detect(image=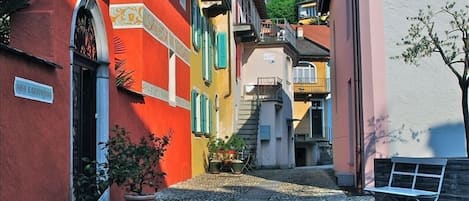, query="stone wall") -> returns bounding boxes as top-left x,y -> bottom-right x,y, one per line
374,158 -> 469,200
